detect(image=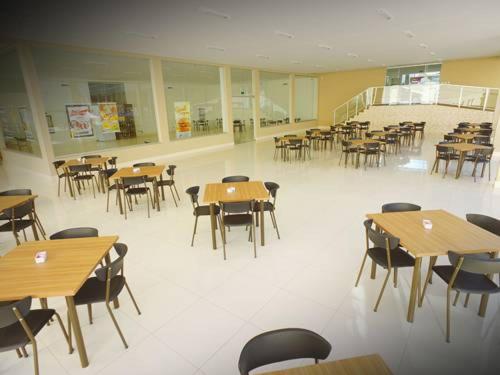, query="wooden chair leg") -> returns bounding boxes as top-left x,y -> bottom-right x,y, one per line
355,251 -> 369,287
374,270 -> 391,312
105,303 -> 128,349
191,216 -> 198,246
87,304 -> 93,324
